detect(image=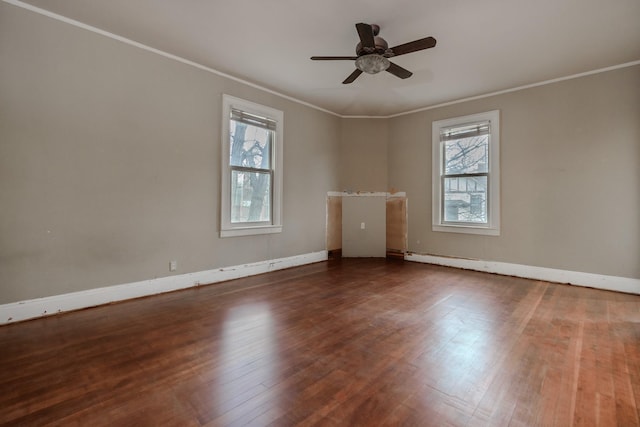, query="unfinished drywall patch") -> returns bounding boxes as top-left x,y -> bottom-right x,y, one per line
386,196 -> 408,256
326,195 -> 342,252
